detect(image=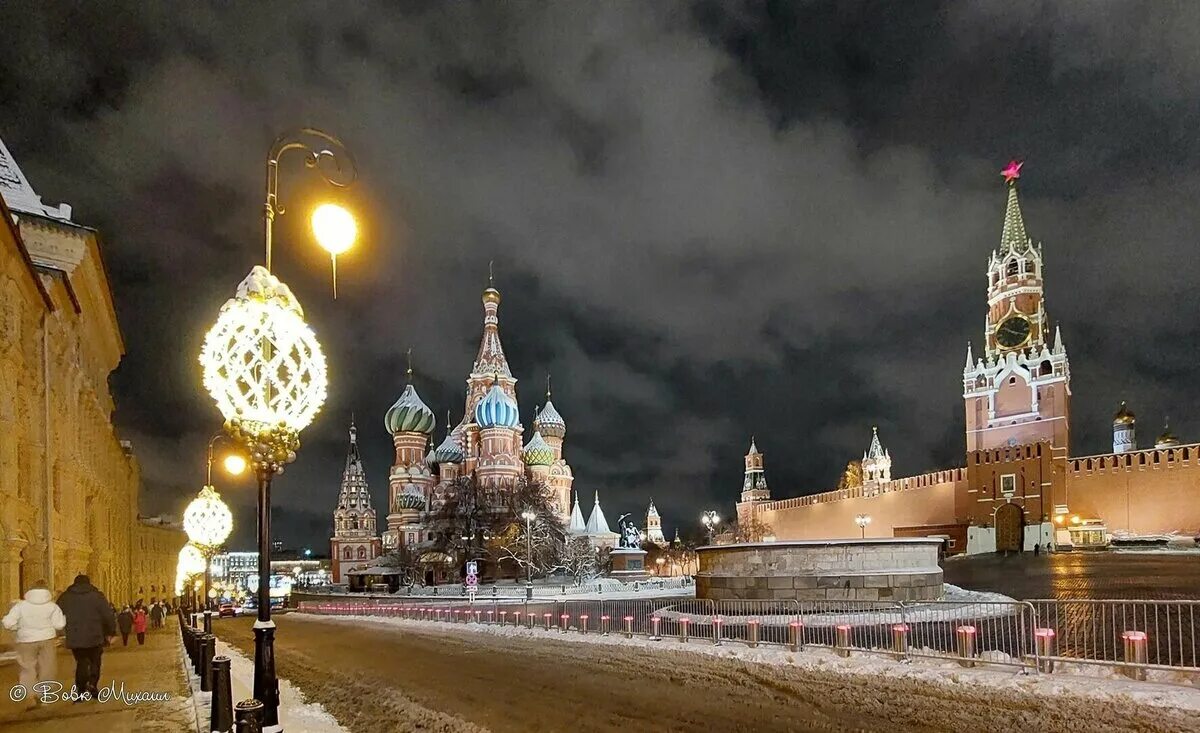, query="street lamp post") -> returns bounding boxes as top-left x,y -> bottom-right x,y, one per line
855,513 -> 872,539
199,128 -> 357,732
184,485 -> 233,634
520,510 -> 536,600
701,511 -> 721,543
